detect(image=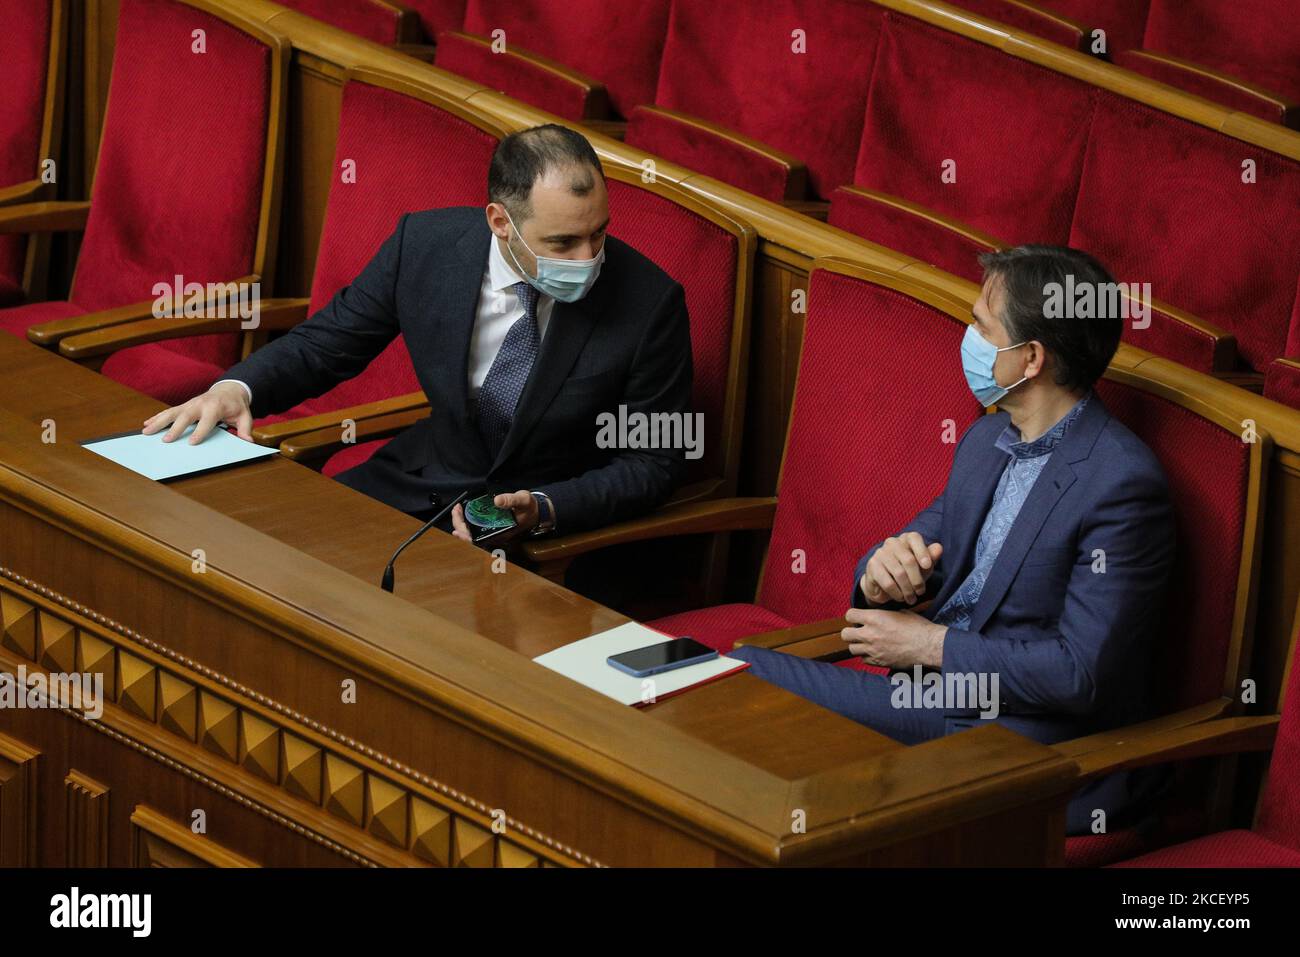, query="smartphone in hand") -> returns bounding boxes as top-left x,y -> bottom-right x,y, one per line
463,493 -> 519,544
